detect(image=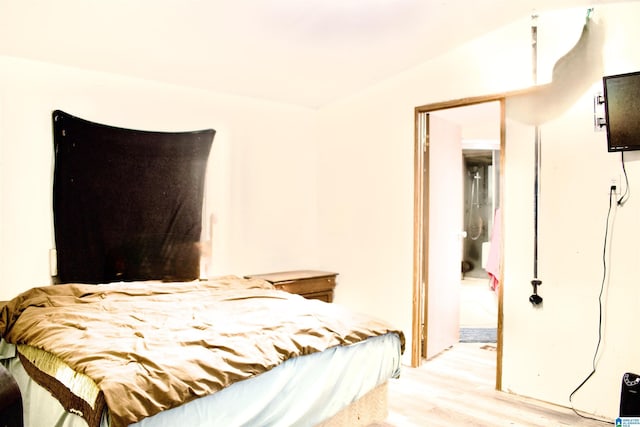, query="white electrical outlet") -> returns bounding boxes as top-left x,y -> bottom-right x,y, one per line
49,248 -> 57,277
610,176 -> 620,196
